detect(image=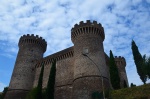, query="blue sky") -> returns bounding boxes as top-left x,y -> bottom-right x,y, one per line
0,0 -> 150,91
